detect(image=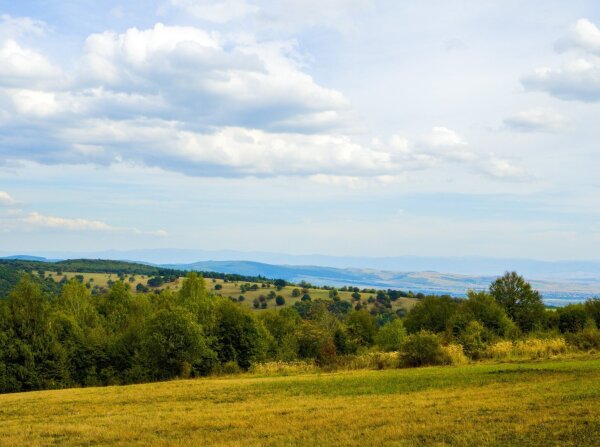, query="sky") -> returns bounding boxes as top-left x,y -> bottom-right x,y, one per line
1,0 -> 600,260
